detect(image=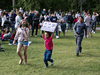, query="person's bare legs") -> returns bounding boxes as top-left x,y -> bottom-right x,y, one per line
63,32 -> 65,37
59,31 -> 60,37
87,31 -> 89,37
23,46 -> 27,64
89,27 -> 92,37
17,44 -> 23,60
